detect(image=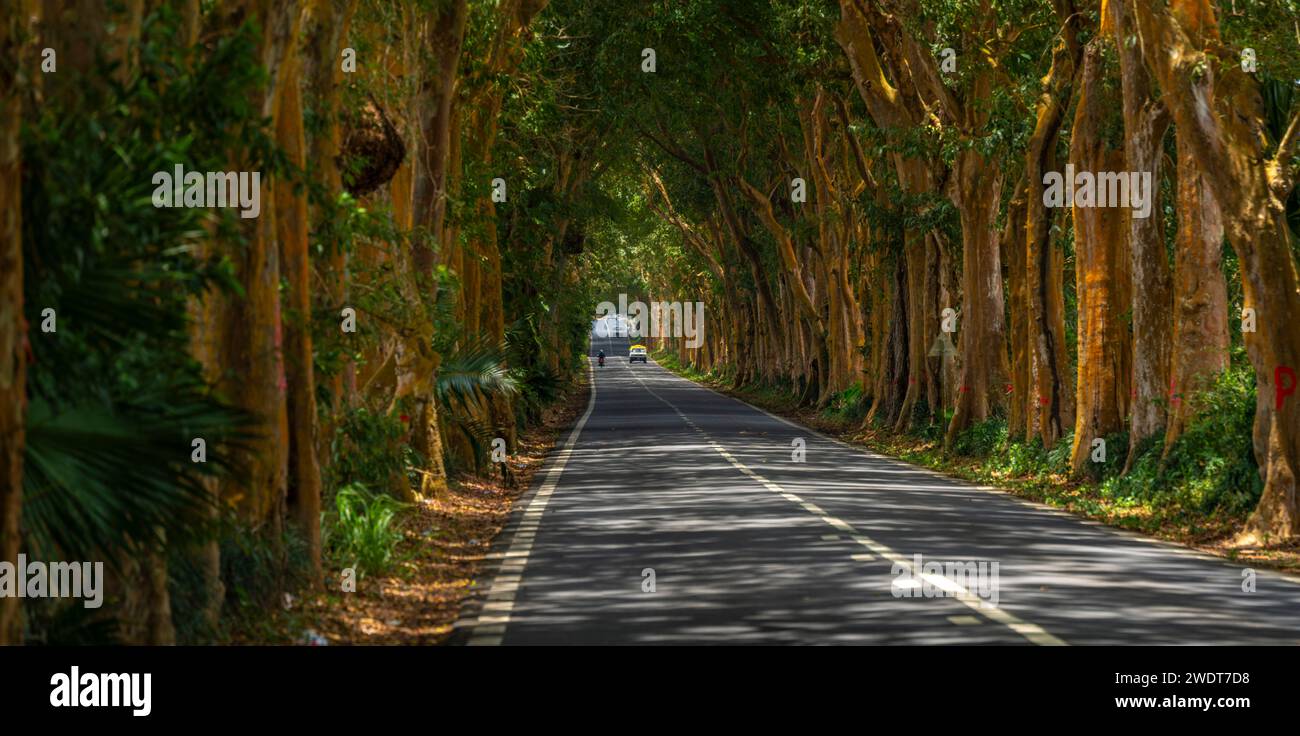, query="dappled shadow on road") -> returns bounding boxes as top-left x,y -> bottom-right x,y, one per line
489,351 -> 1300,644
499,352 -> 1026,644
636,366 -> 1300,645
